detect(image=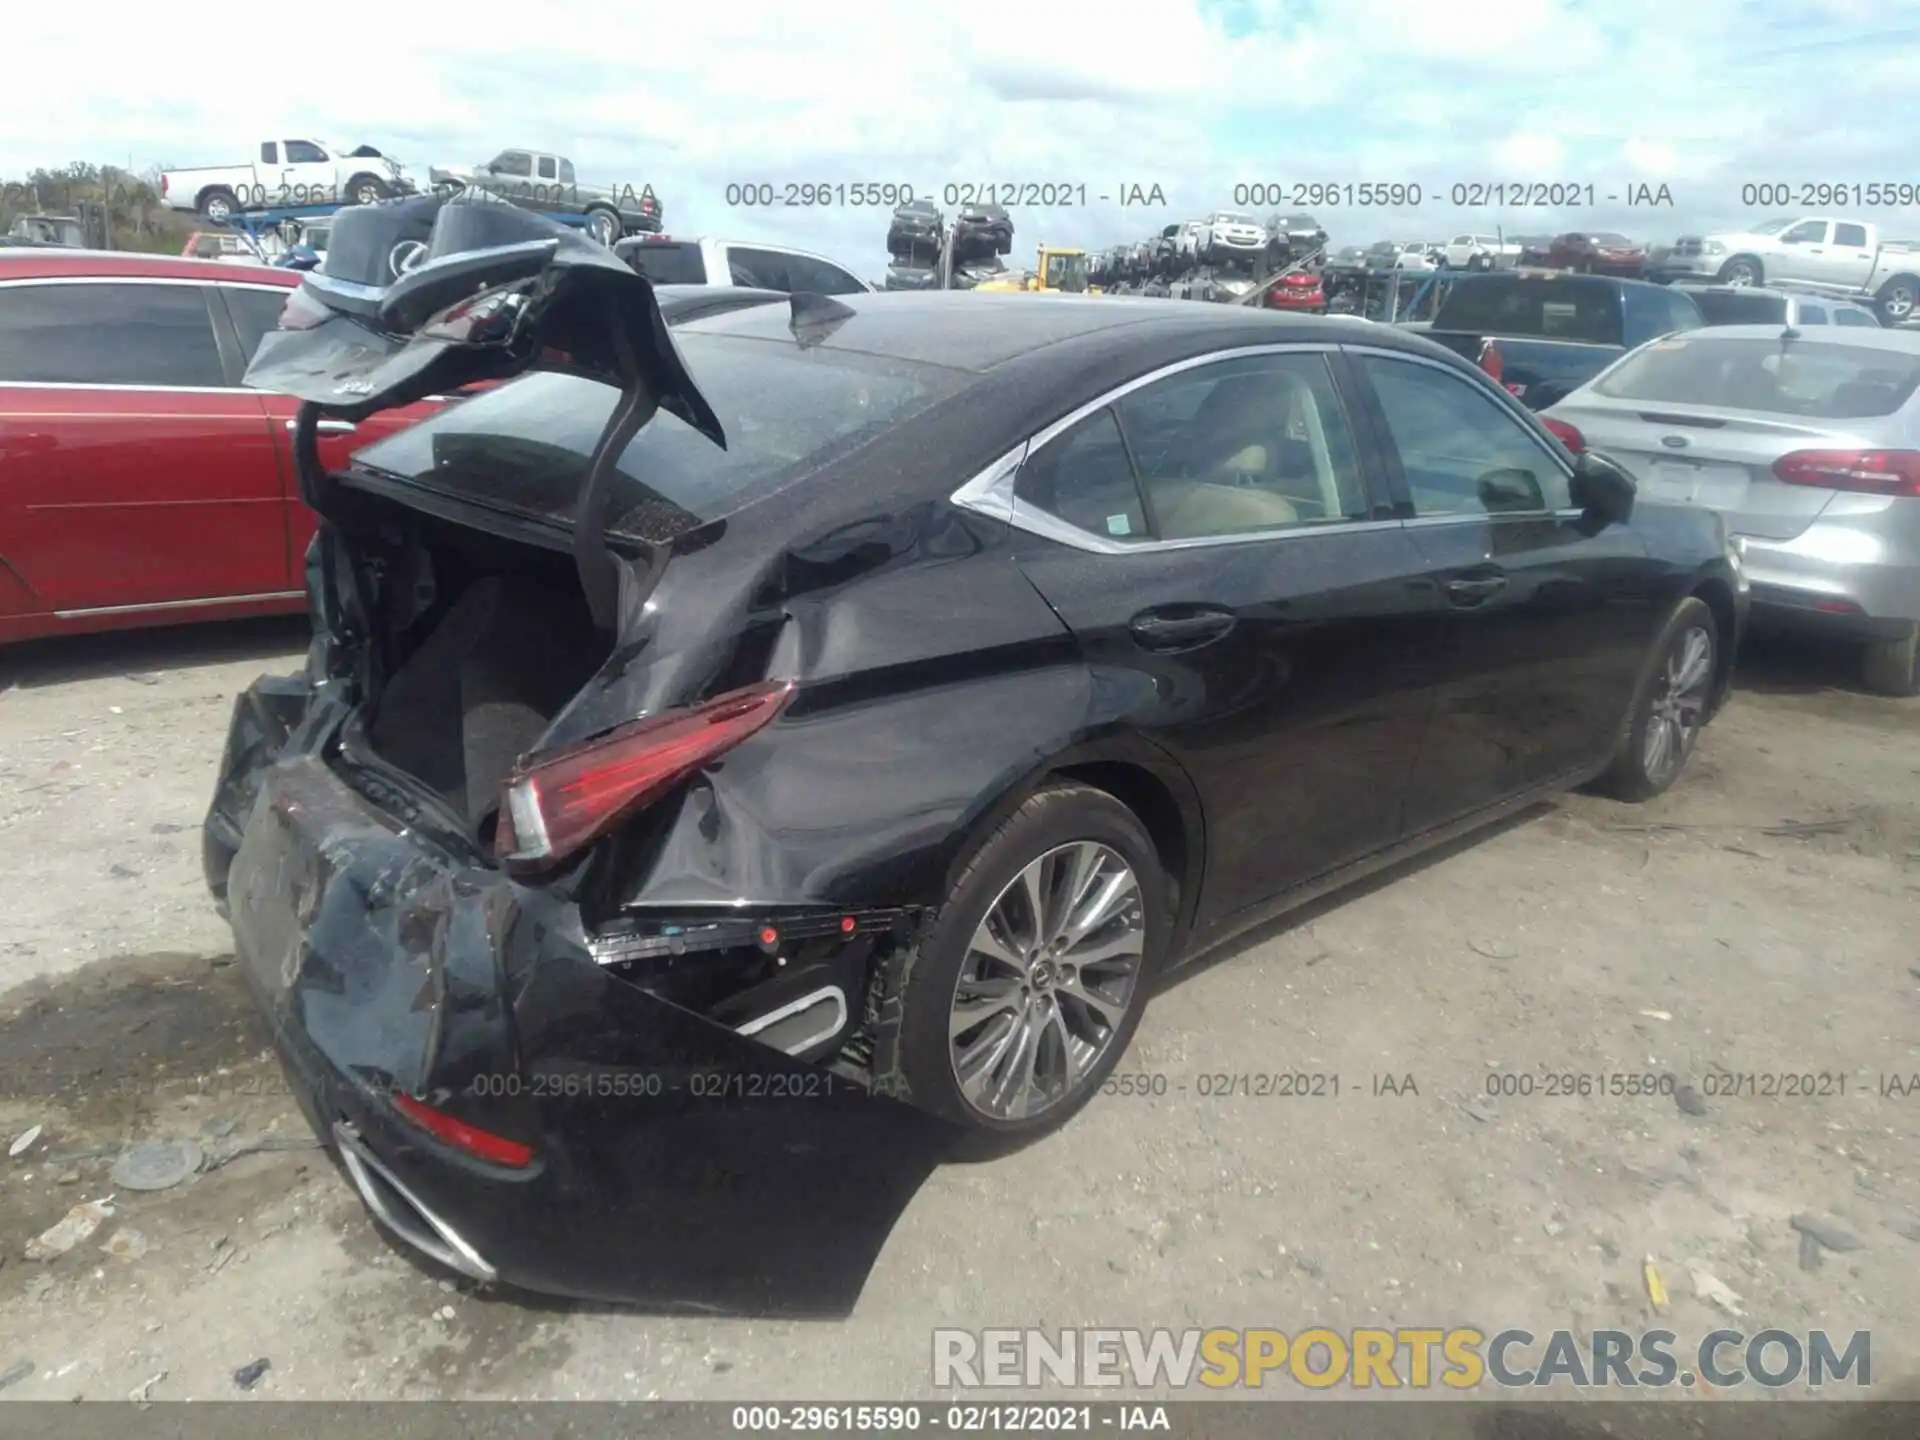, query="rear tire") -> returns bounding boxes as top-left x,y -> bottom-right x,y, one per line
1593,597 -> 1720,802
346,173 -> 389,207
198,188 -> 239,225
584,205 -> 621,246
1861,624 -> 1920,697
871,783 -> 1168,1148
1876,276 -> 1919,326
